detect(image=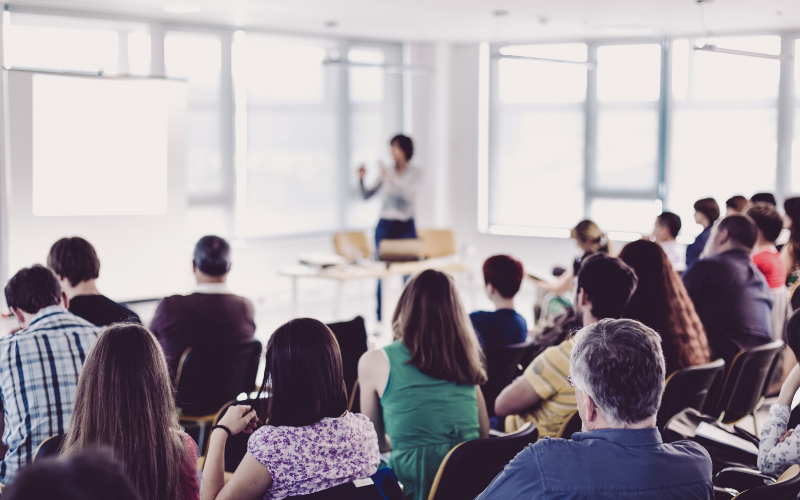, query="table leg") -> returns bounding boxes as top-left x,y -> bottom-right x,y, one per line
291,276 -> 298,319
